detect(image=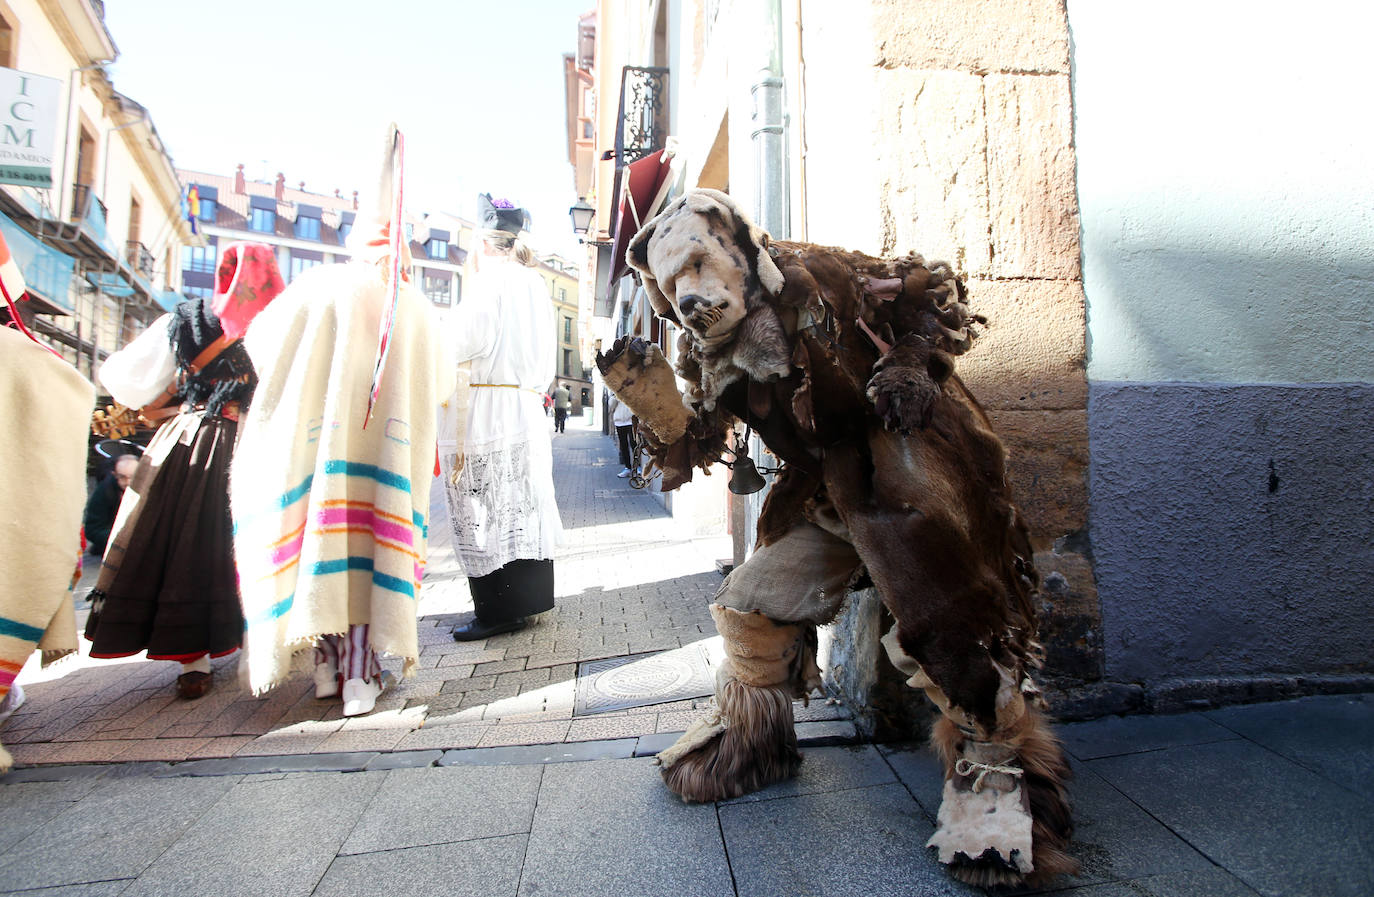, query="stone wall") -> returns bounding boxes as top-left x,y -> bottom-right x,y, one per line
869,0 -> 1102,712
